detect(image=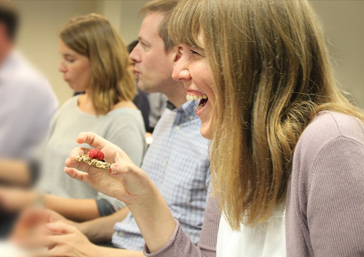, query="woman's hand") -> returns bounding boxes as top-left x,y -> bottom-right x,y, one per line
65,132 -> 177,253
64,132 -> 154,205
